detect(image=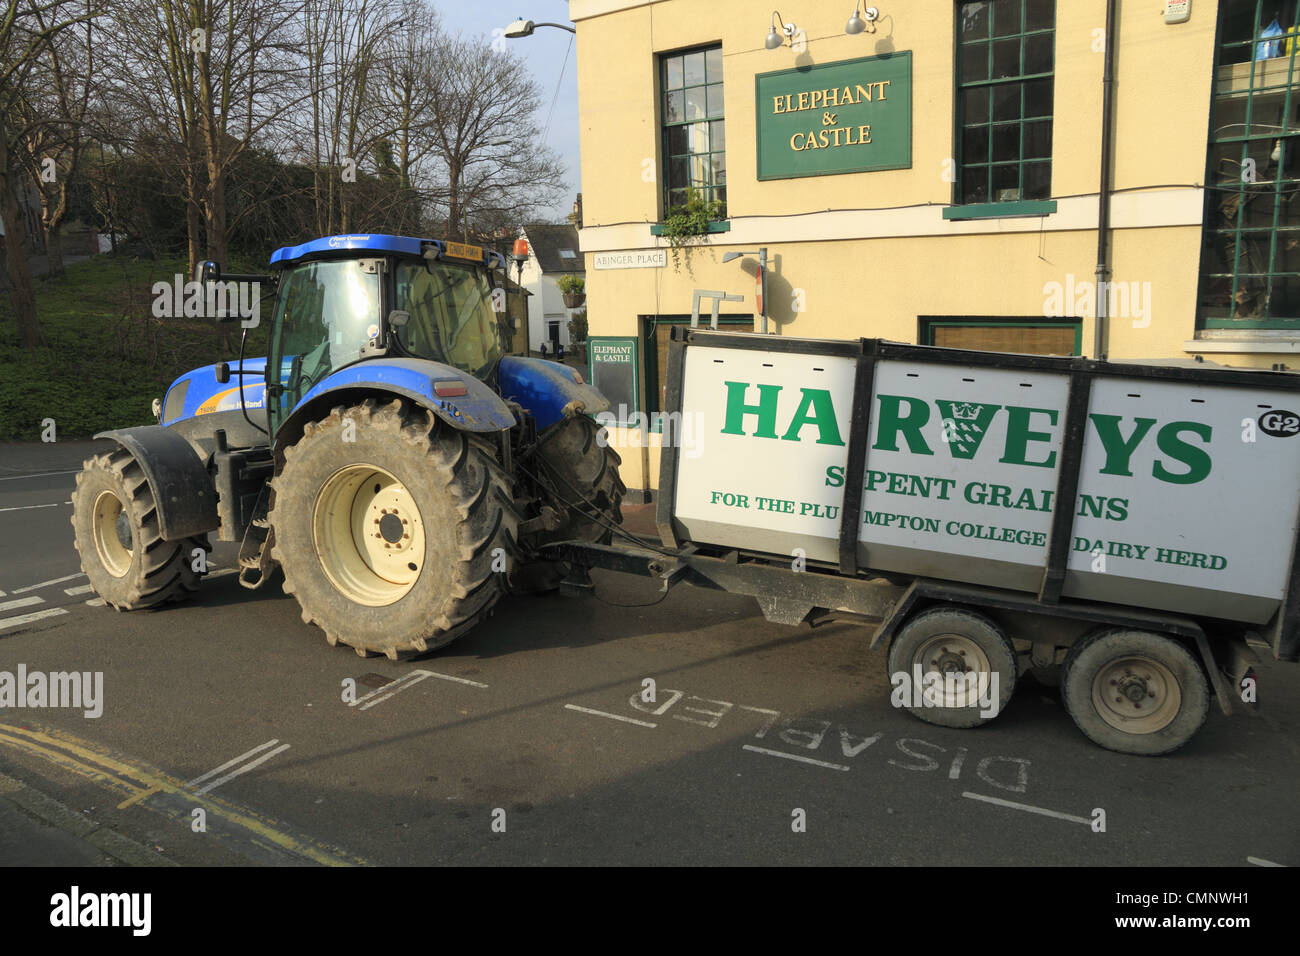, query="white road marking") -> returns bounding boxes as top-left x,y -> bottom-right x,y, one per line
743,744 -> 850,771
0,589 -> 5,597
187,738 -> 288,790
194,745 -> 291,796
0,503 -> 63,514
0,469 -> 81,482
1247,856 -> 1284,867
962,791 -> 1091,825
63,584 -> 94,596
351,669 -> 488,711
0,608 -> 69,630
84,598 -> 106,607
564,704 -> 657,728
11,573 -> 86,594
0,596 -> 44,613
